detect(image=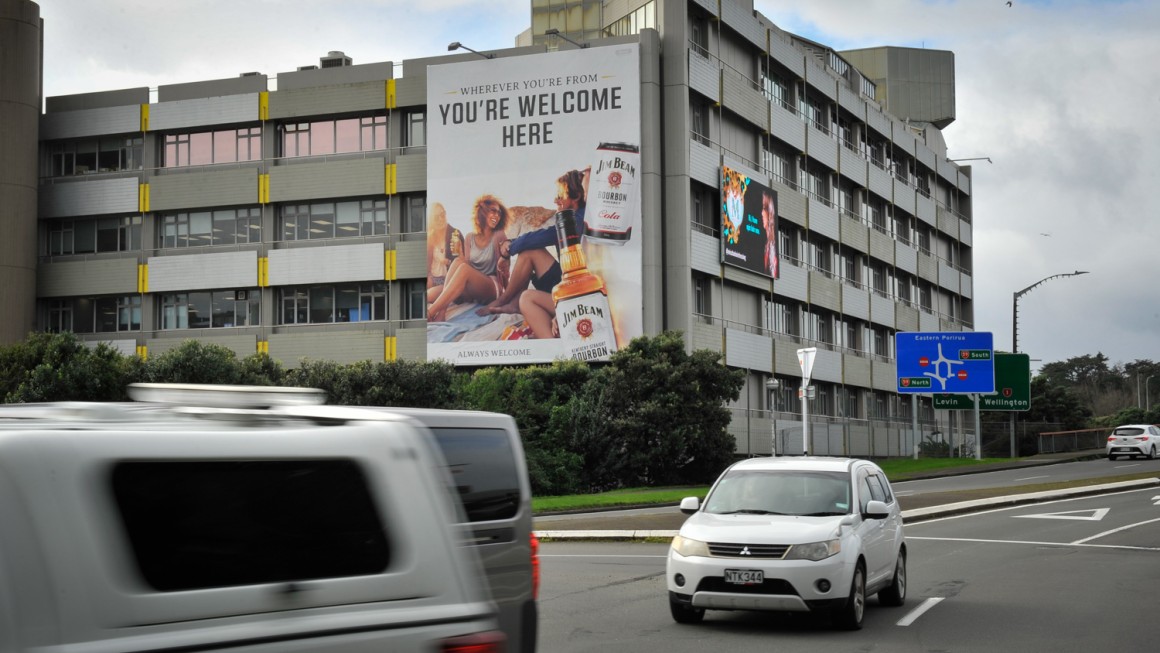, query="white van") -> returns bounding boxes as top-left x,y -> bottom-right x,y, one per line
380,408 -> 539,653
0,387 -> 505,653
